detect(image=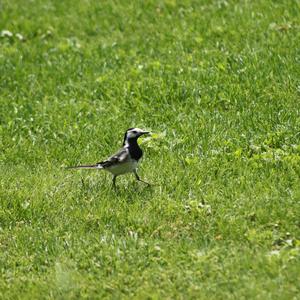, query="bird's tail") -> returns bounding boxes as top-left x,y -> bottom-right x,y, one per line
66,164 -> 102,170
